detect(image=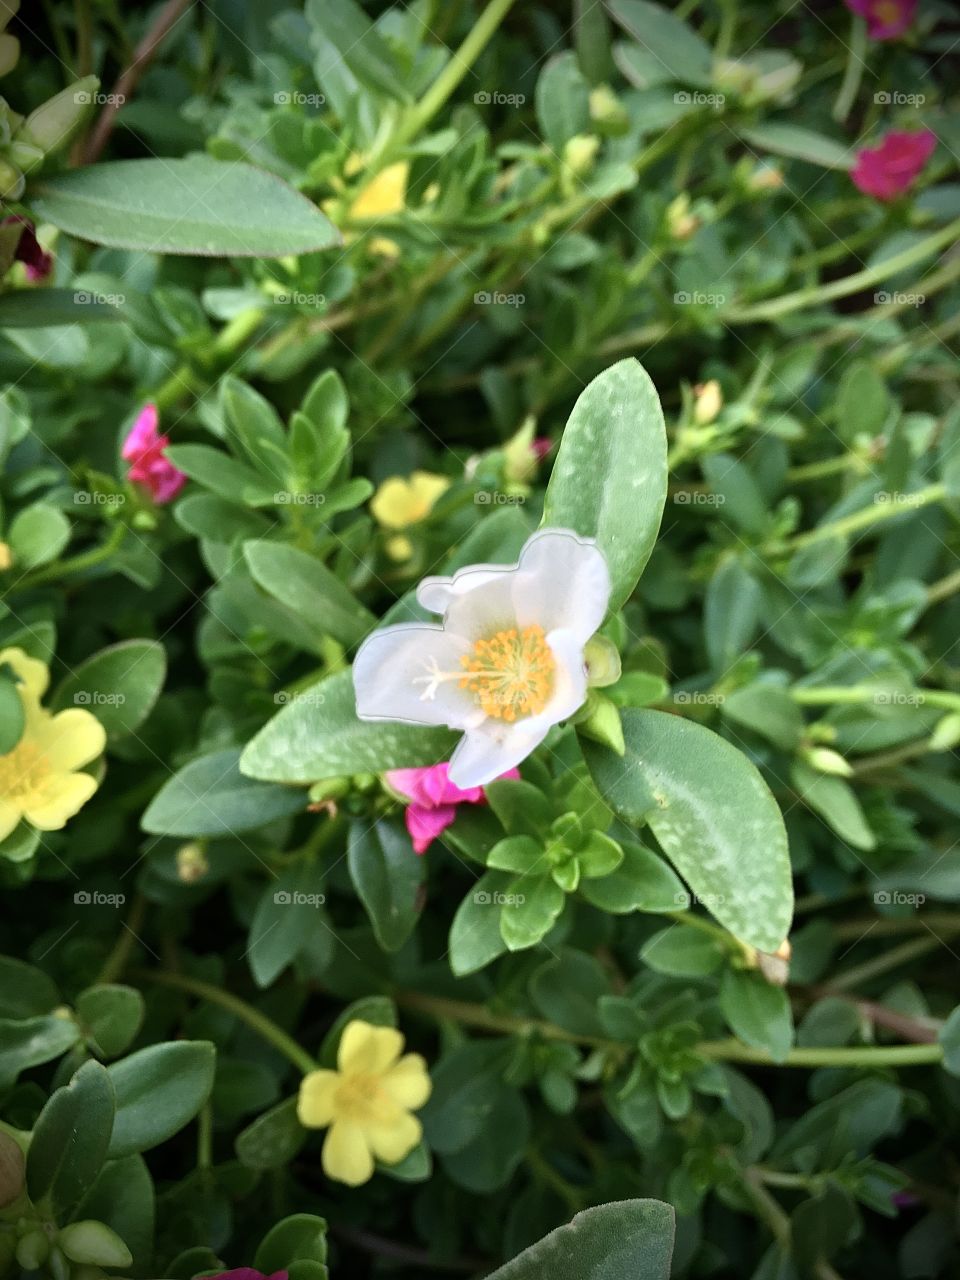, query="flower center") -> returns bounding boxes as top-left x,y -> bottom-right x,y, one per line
0,739 -> 51,800
334,1071 -> 385,1122
458,625 -> 555,722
